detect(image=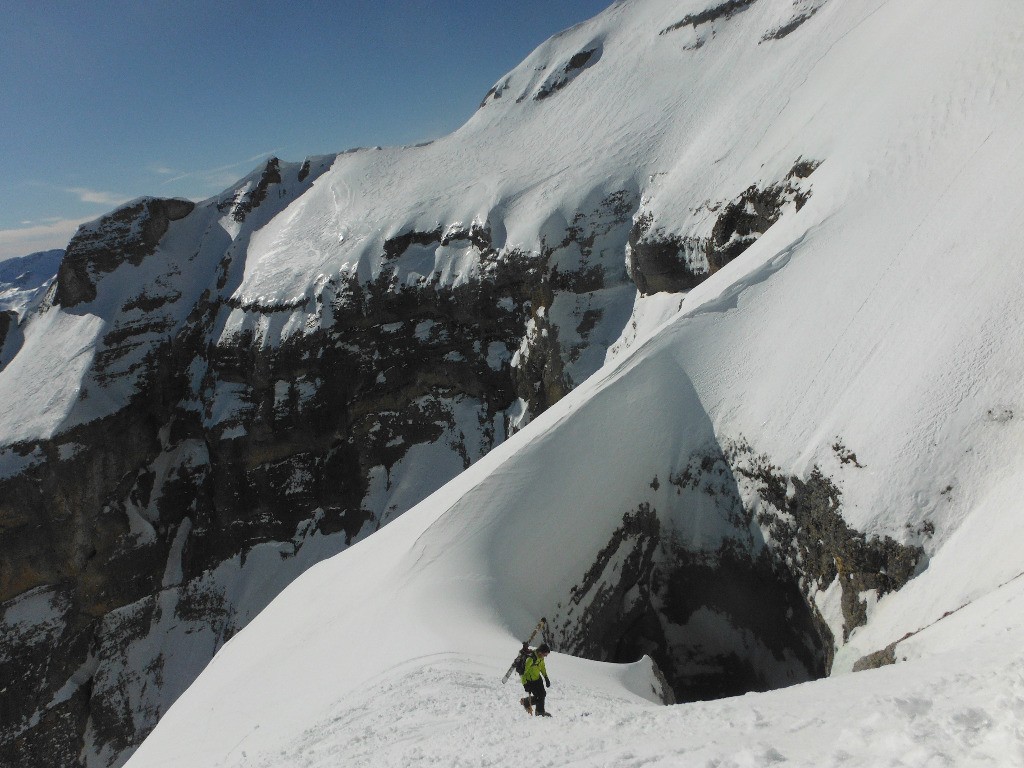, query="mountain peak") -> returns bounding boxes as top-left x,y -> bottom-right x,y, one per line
56,197 -> 195,307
